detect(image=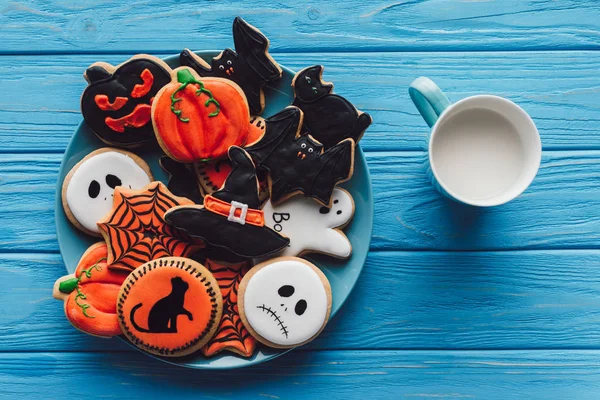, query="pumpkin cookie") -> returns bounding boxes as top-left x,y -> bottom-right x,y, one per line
202,258 -> 257,358
62,148 -> 153,236
97,181 -> 203,272
117,257 -> 222,357
53,242 -> 130,338
81,55 -> 172,147
151,67 -> 250,163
